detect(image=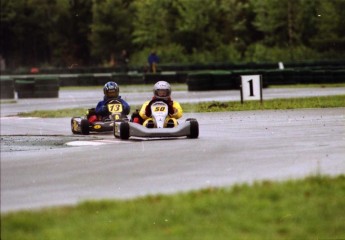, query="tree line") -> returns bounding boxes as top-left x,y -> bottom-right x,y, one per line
1,0 -> 344,69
